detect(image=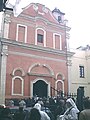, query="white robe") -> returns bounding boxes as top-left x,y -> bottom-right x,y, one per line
58,98 -> 79,120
